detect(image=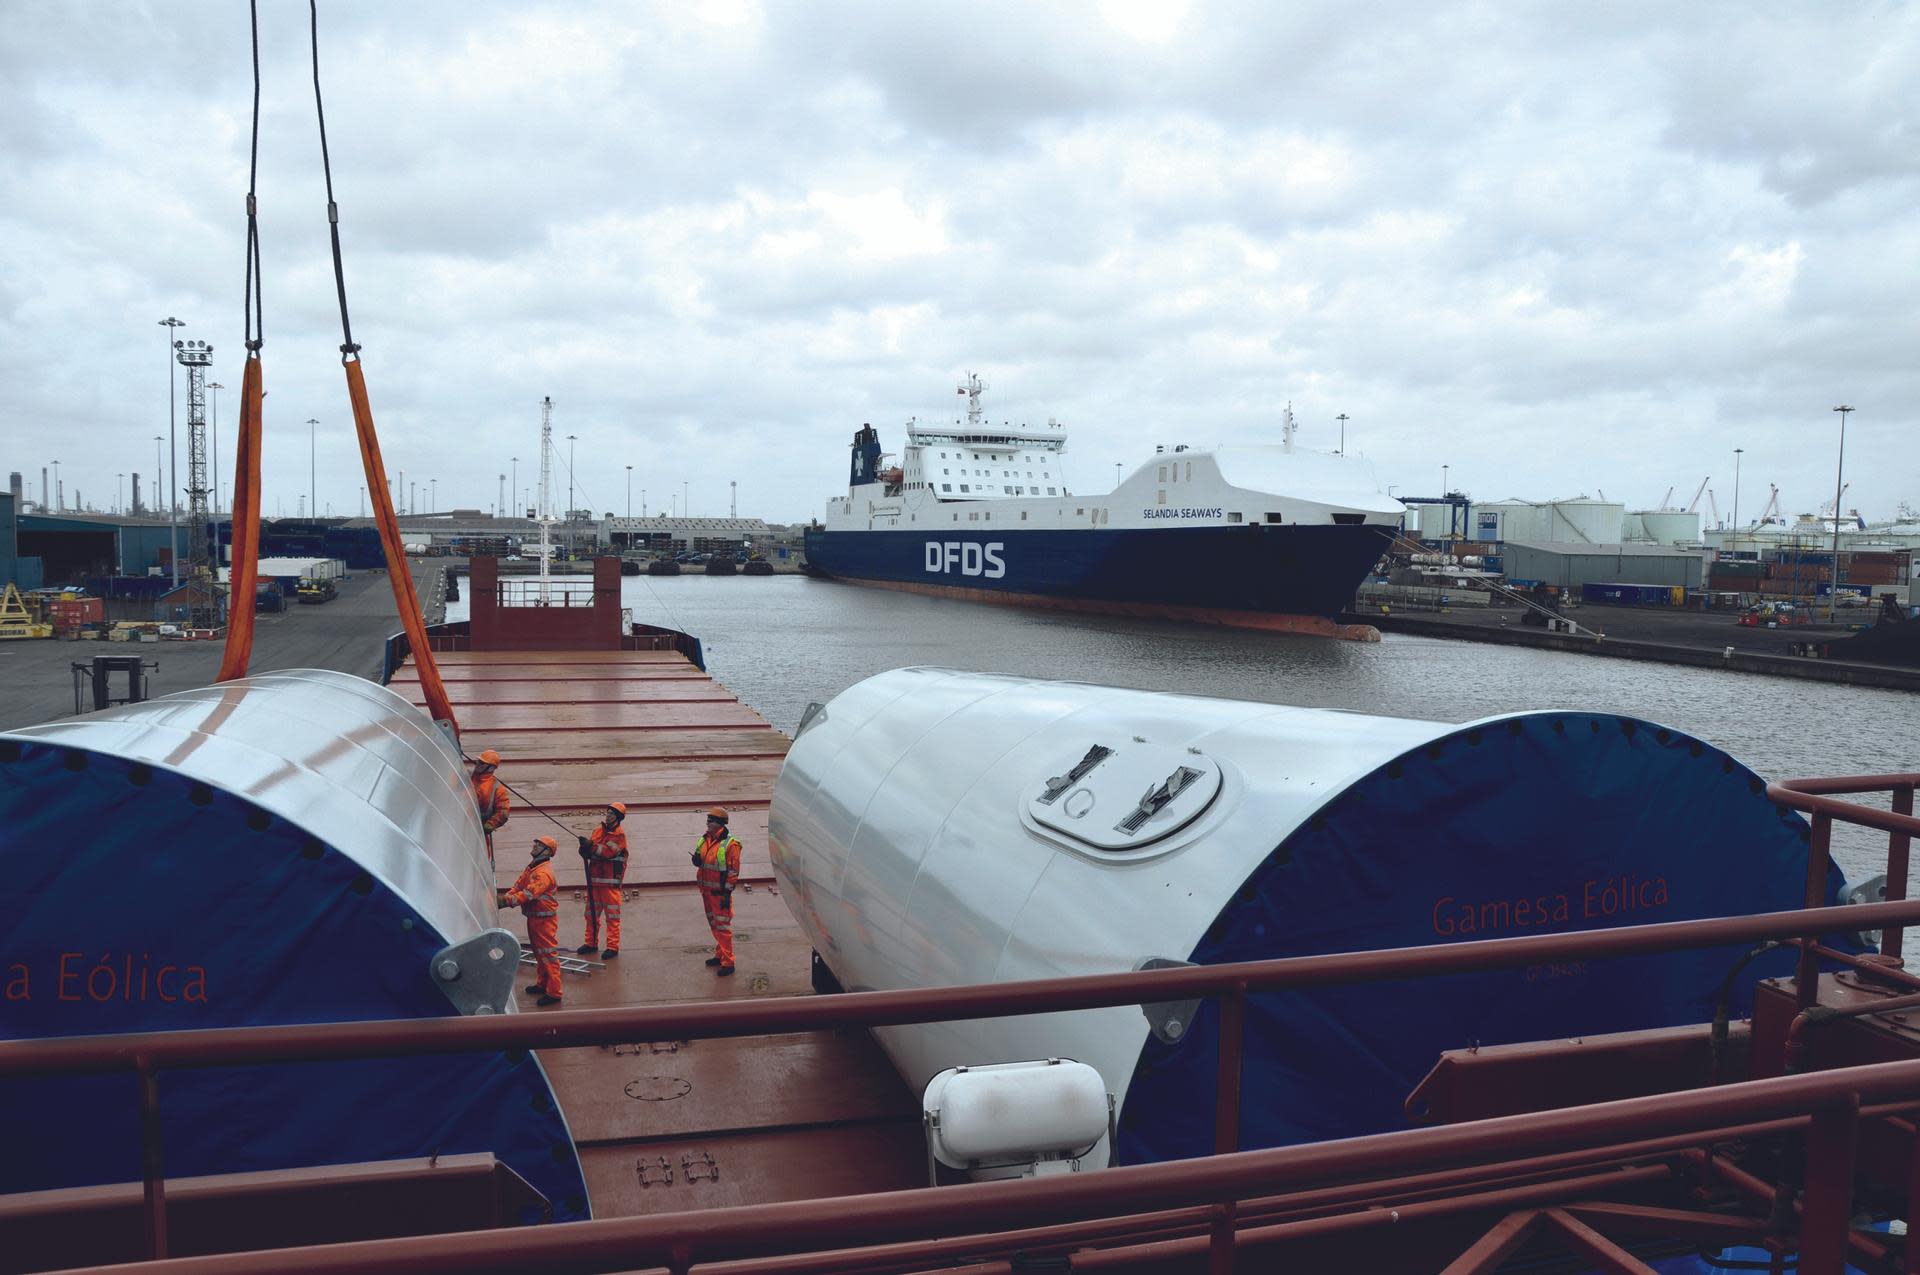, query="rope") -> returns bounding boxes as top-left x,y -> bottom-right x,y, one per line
306,1 -> 457,730
468,762 -> 595,838
637,570 -> 691,637
308,0 -> 357,363
242,0 -> 263,356
216,1 -> 268,683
